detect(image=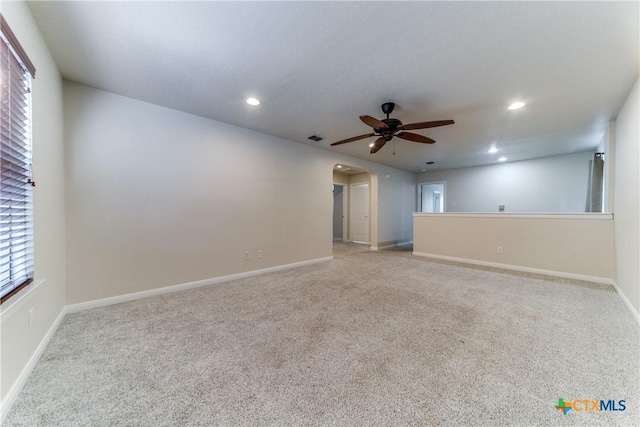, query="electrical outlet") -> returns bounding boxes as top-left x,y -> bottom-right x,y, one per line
256,250 -> 263,259
244,252 -> 250,260
497,246 -> 503,254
